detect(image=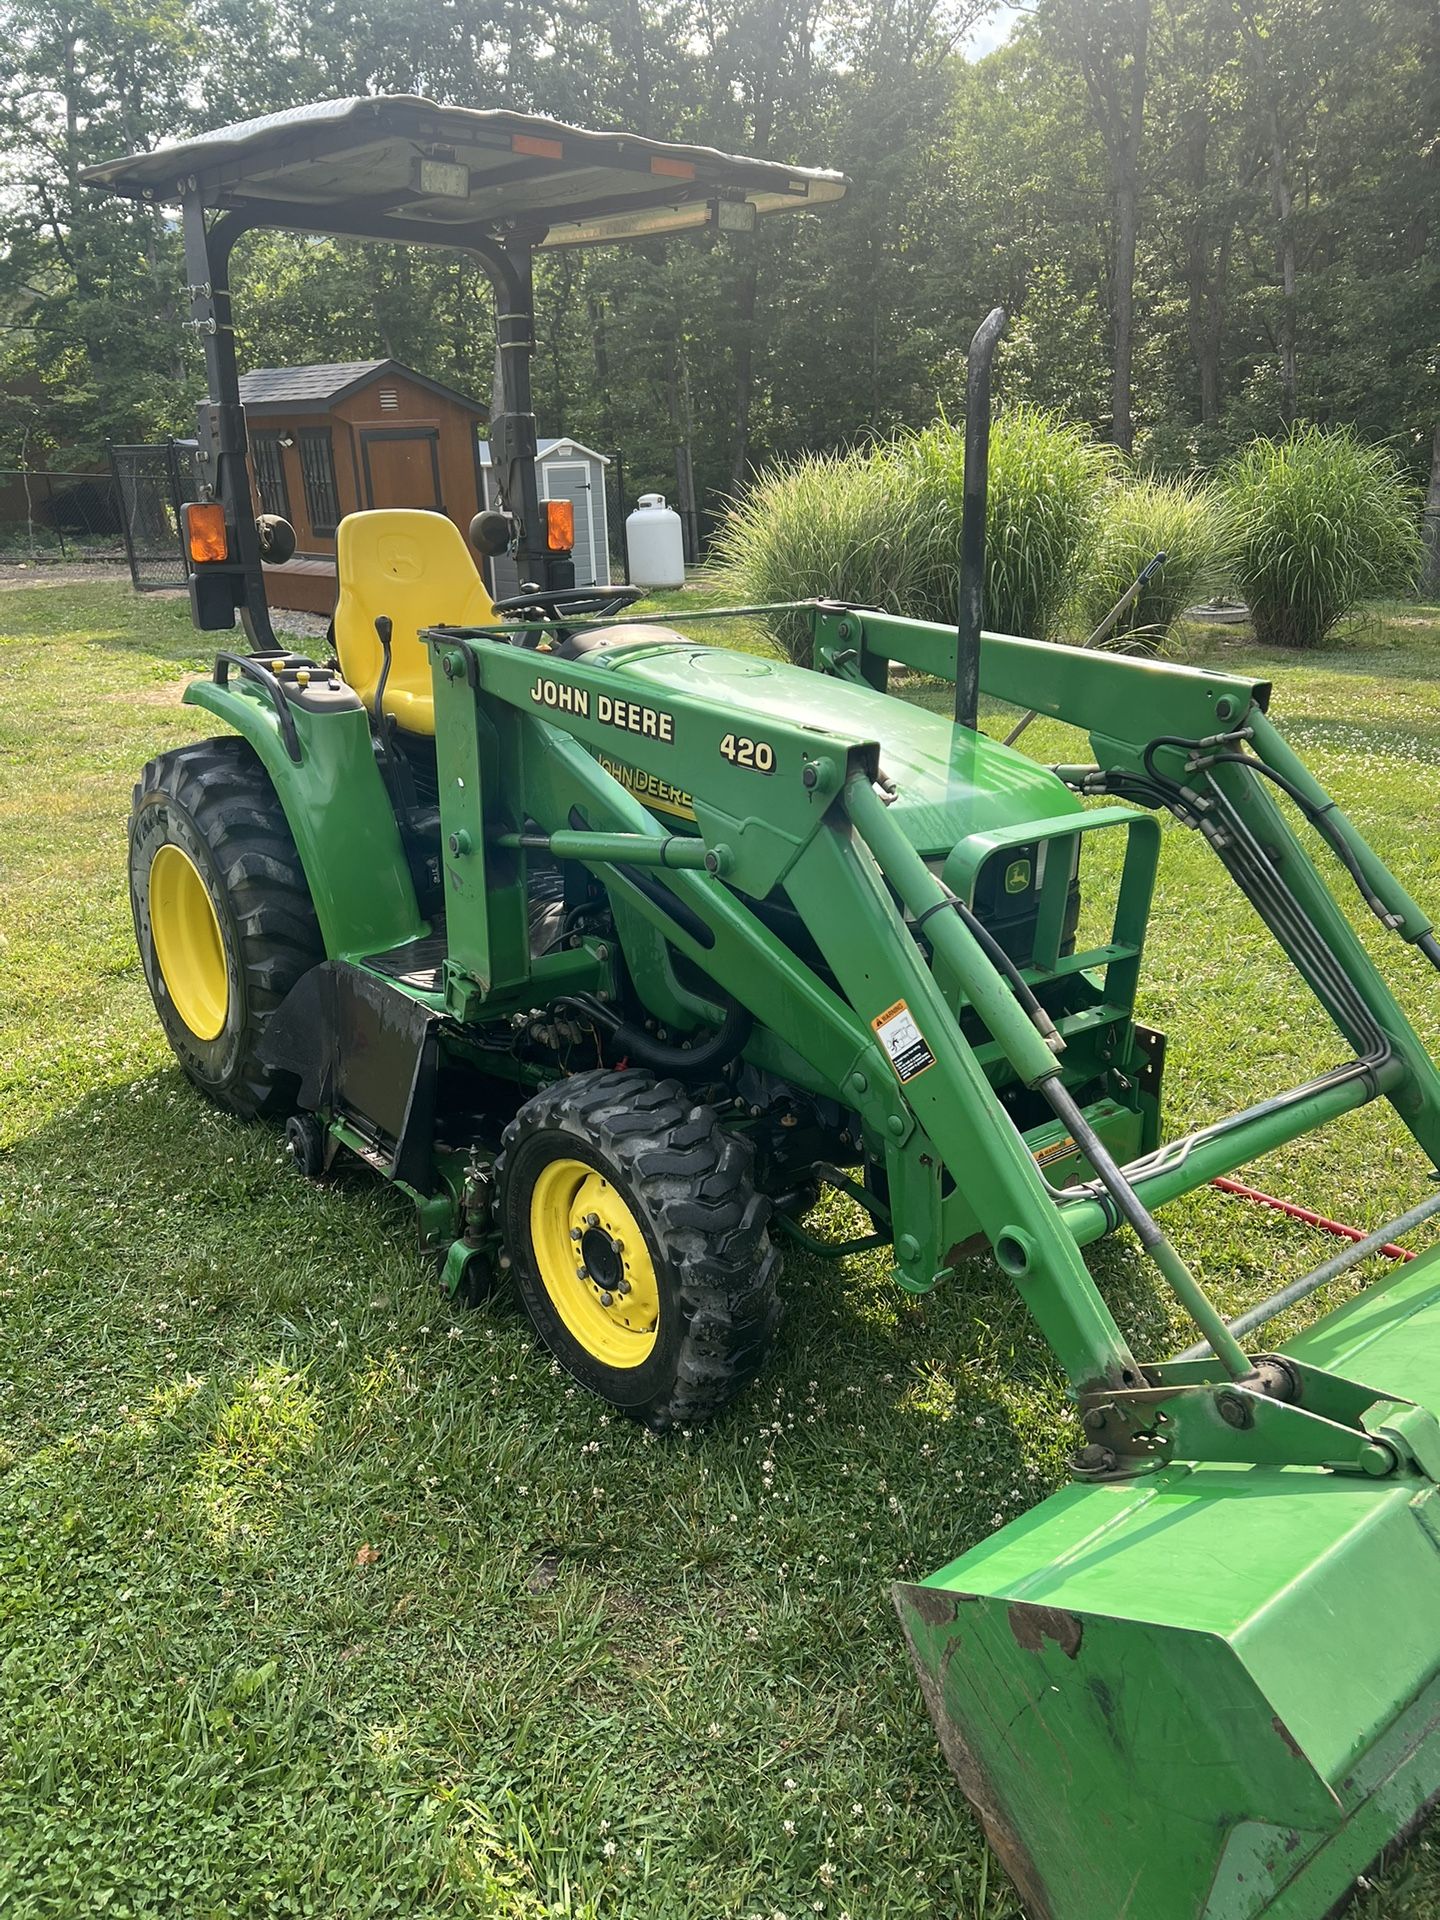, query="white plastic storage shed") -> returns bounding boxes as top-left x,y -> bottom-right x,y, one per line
477,437 -> 612,596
